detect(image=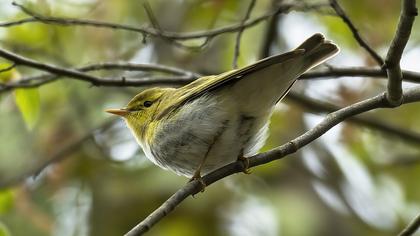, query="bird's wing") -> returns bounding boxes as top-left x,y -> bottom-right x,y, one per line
156,33 -> 339,120
155,49 -> 305,120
